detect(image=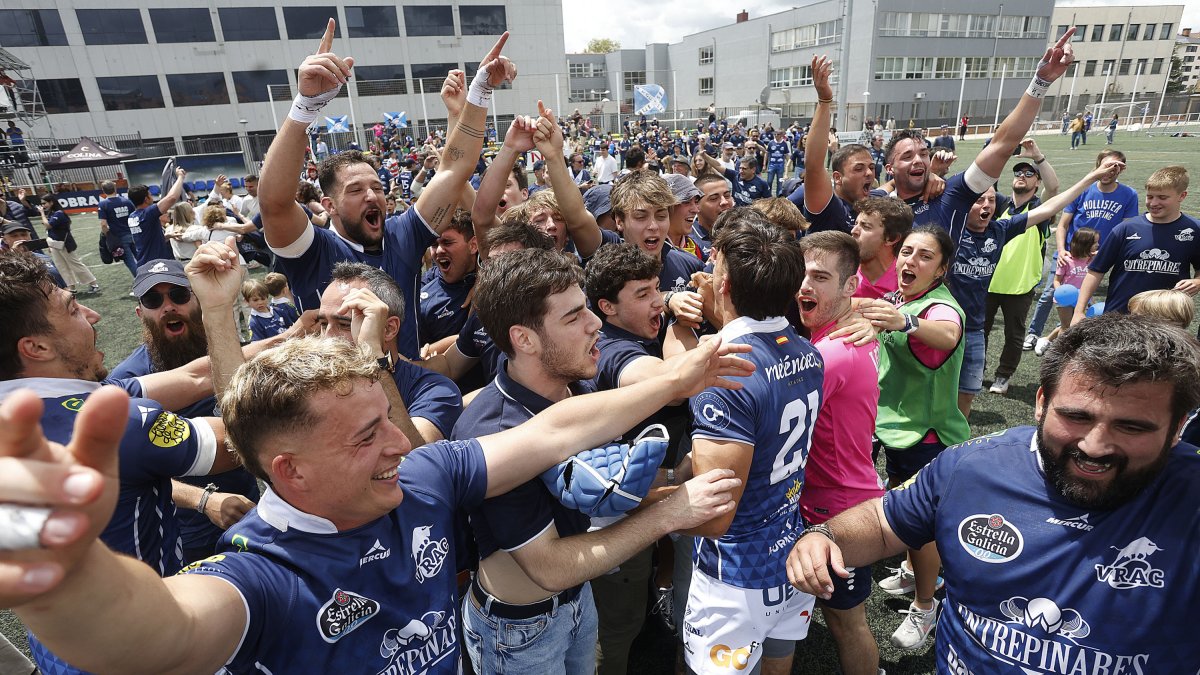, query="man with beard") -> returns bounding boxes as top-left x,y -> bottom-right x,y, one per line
0,250 -> 241,674
419,210 -> 478,348
789,57 -> 877,235
454,248 -> 749,674
109,259 -> 281,563
788,313 -> 1200,673
850,197 -> 912,300
258,21 -> 515,359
